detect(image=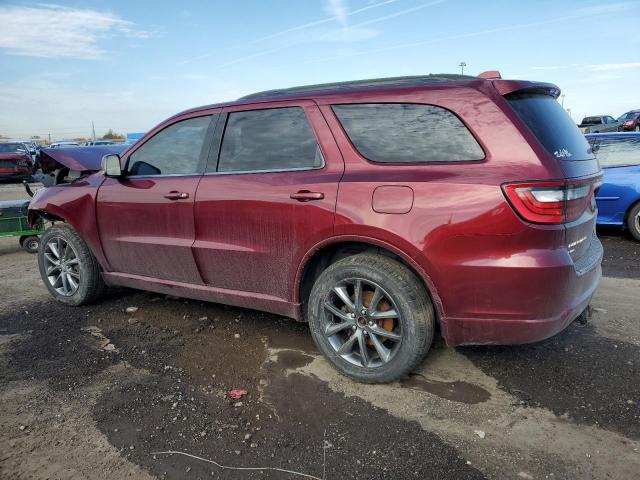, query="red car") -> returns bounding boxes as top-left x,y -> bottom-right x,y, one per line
29,74 -> 602,383
0,142 -> 33,181
618,110 -> 640,132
